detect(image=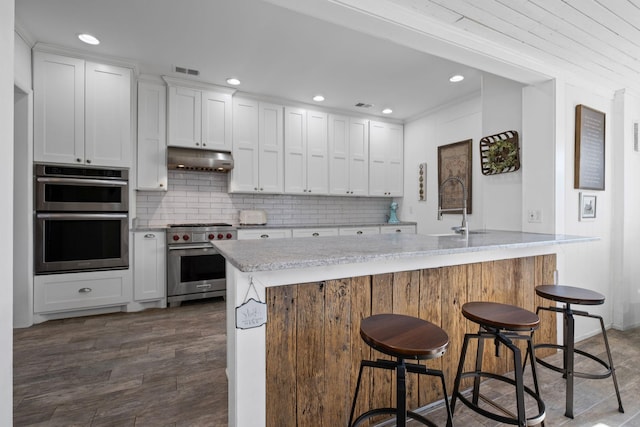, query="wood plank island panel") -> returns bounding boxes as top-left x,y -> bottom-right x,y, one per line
265,254 -> 557,427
